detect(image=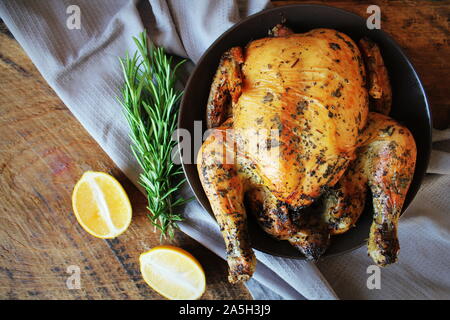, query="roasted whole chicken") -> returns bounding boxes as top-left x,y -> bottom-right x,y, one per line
197,25 -> 417,283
